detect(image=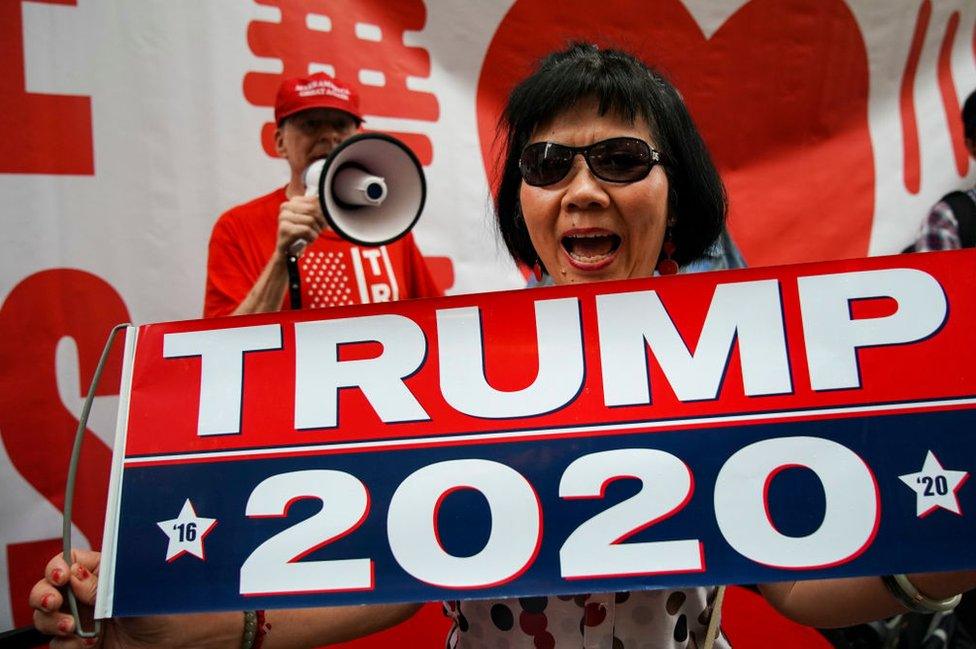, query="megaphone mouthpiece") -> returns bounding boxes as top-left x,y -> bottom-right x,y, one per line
333,164 -> 388,207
